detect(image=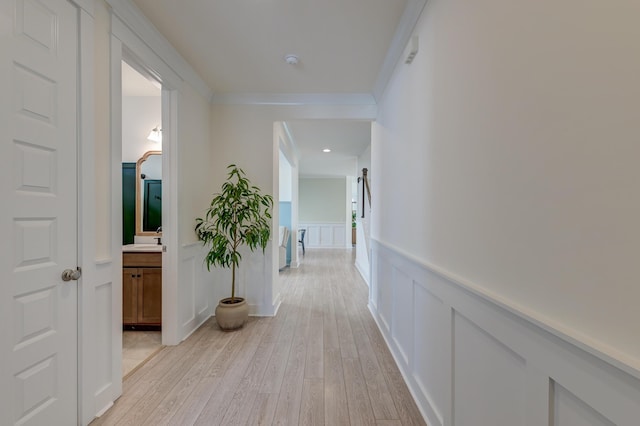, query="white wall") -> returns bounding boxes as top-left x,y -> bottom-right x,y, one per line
209,105 -> 278,316
121,95 -> 161,162
279,149 -> 293,202
298,177 -> 352,249
355,143 -> 371,283
358,144 -> 371,173
299,177 -> 346,223
175,79 -> 215,339
210,103 -> 375,314
371,0 -> 640,424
